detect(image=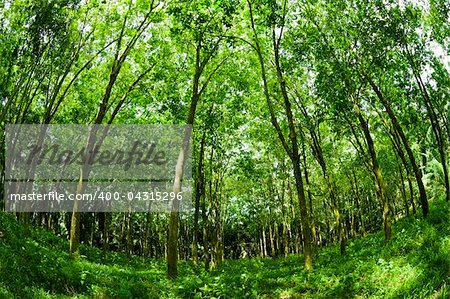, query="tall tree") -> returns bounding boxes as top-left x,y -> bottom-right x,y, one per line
246,0 -> 313,270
